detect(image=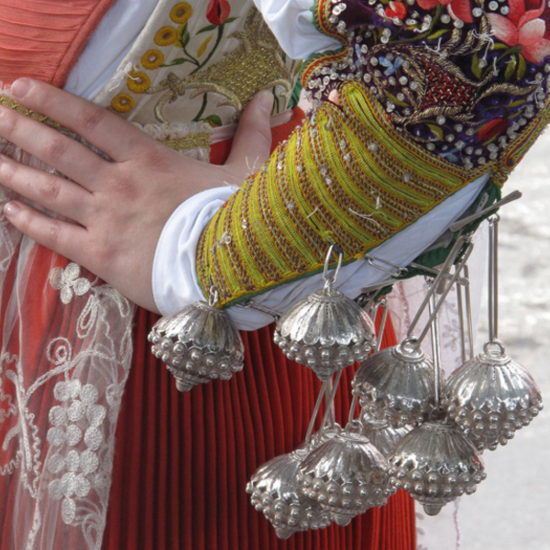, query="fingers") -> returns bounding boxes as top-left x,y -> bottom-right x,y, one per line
9,79 -> 148,162
0,154 -> 92,224
225,90 -> 273,176
4,200 -> 89,262
0,104 -> 108,189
